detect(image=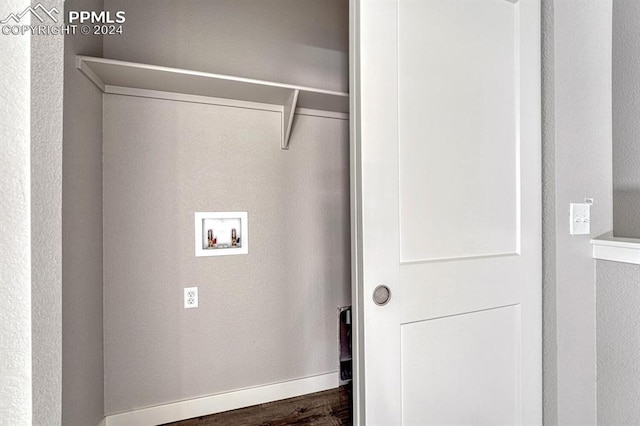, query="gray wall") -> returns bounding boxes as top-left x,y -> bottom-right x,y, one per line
596,260 -> 640,424
31,1 -> 64,423
542,1 -> 613,424
62,1 -> 105,424
599,2 -> 640,423
101,0 -> 350,414
0,0 -> 32,423
103,96 -> 350,413
613,0 -> 640,238
103,0 -> 348,92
